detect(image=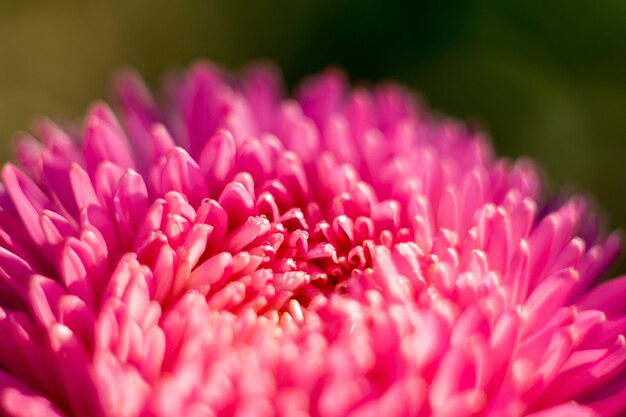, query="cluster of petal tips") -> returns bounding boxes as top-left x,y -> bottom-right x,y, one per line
0,60 -> 625,417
